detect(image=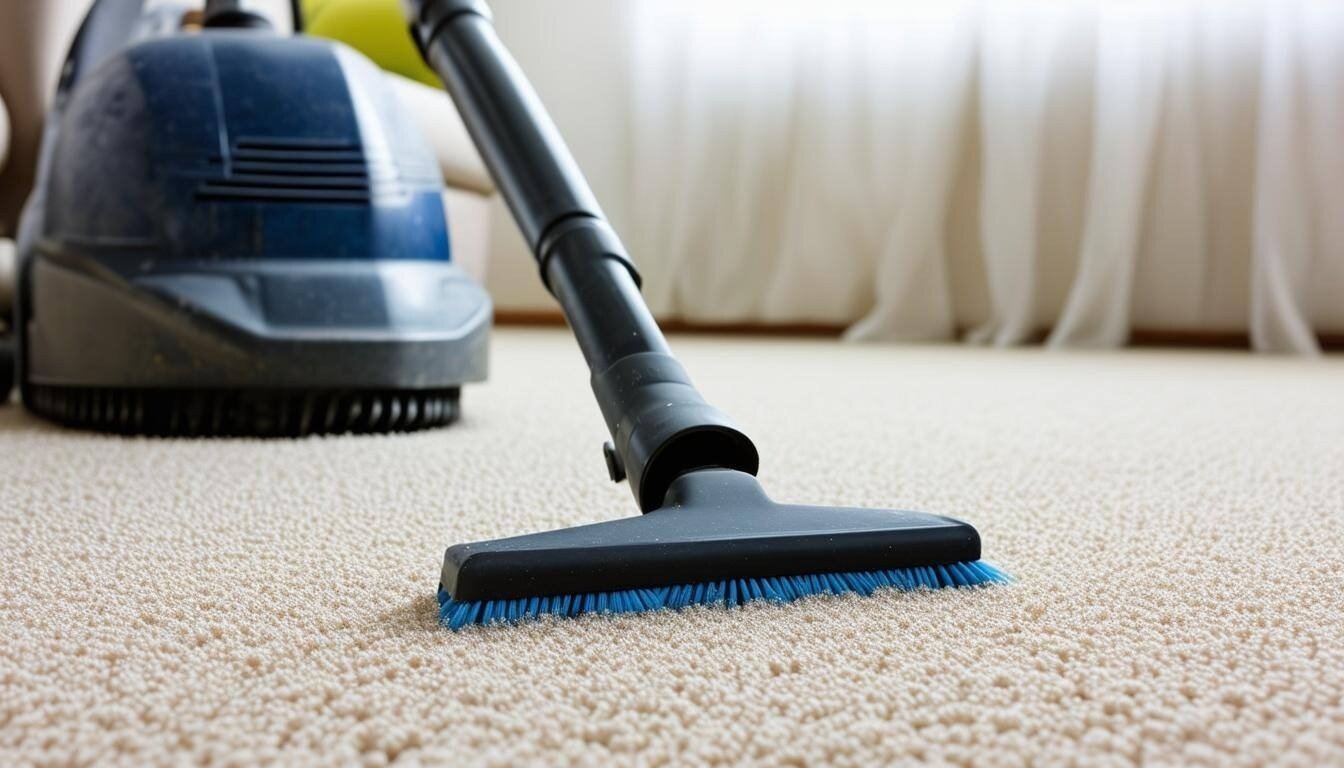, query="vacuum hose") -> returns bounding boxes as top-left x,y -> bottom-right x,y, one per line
408,0 -> 758,511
